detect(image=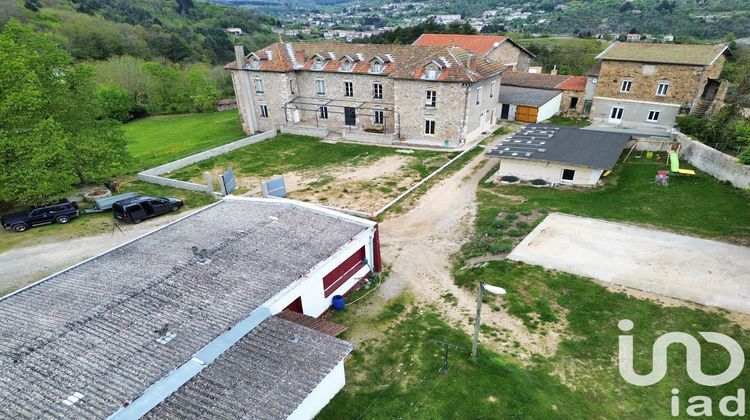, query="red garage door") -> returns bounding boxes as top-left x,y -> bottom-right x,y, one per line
323,246 -> 367,297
